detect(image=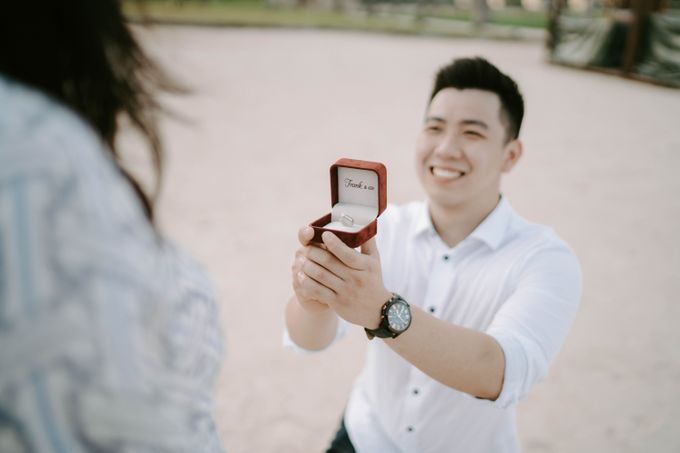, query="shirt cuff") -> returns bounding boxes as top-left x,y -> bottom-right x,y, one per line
282,317 -> 348,353
486,331 -> 530,409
